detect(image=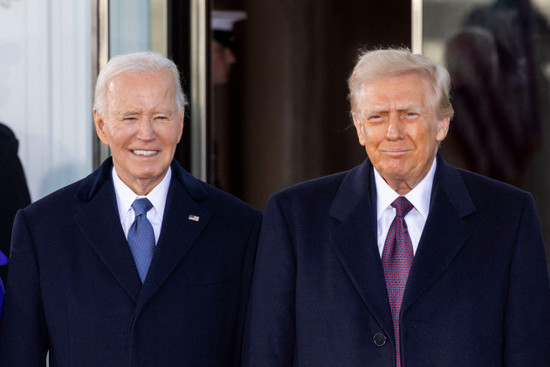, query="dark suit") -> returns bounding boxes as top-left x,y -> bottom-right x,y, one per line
0,158 -> 261,367
0,123 -> 31,283
243,156 -> 550,366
